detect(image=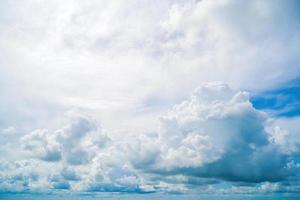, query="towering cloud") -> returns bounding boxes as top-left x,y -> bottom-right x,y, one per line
131,83 -> 294,183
